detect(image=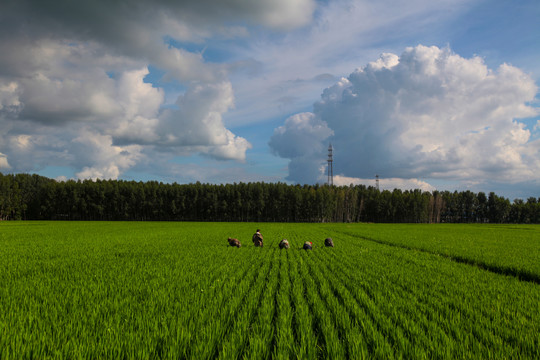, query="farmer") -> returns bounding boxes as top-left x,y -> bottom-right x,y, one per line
252,229 -> 263,247
228,237 -> 241,248
278,239 -> 290,249
324,237 -> 334,247
303,241 -> 313,250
